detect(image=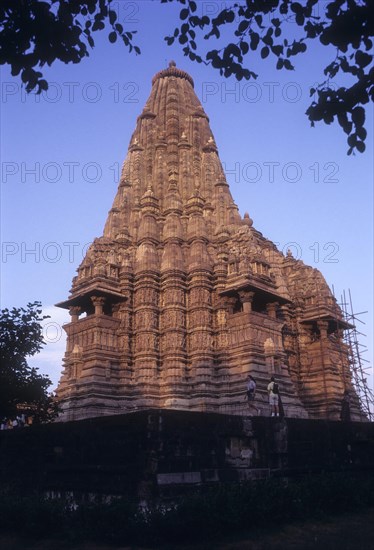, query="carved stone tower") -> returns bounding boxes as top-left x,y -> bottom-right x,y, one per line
56,63 -> 364,421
